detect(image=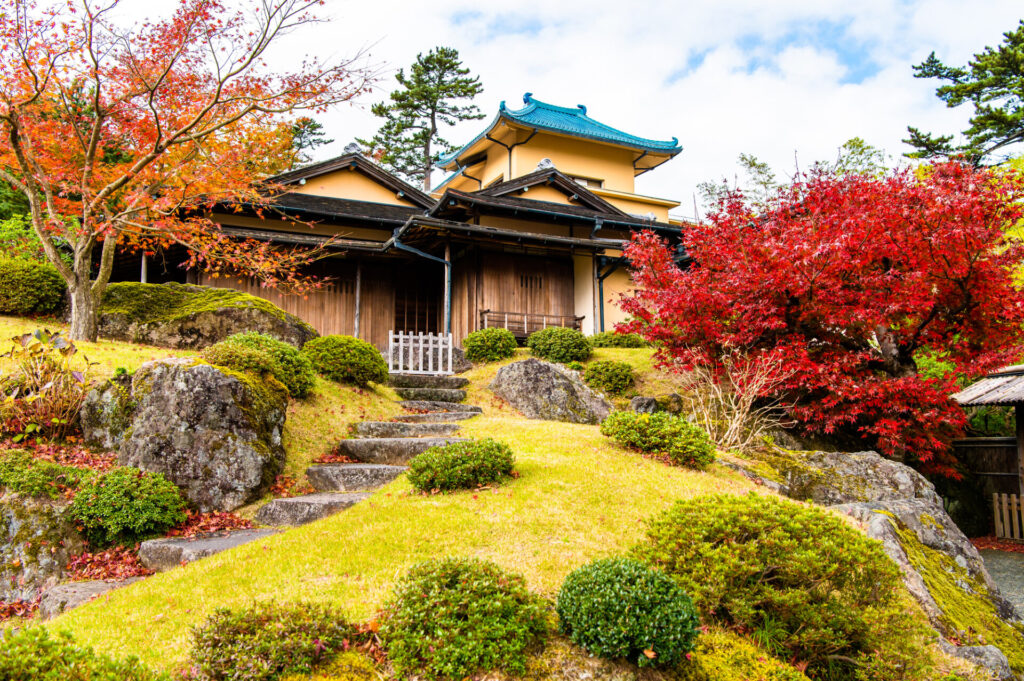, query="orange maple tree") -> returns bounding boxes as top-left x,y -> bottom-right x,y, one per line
0,0 -> 375,340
